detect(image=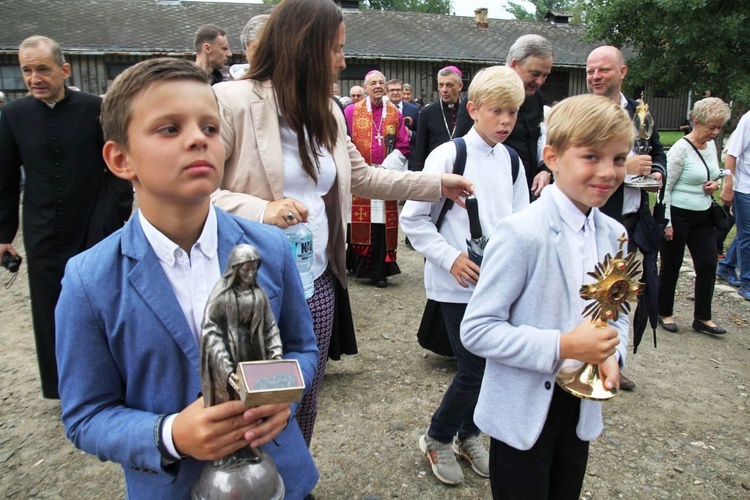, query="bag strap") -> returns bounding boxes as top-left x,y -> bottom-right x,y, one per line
435,137 -> 467,230
504,144 -> 520,184
682,136 -> 712,181
435,138 -> 521,230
